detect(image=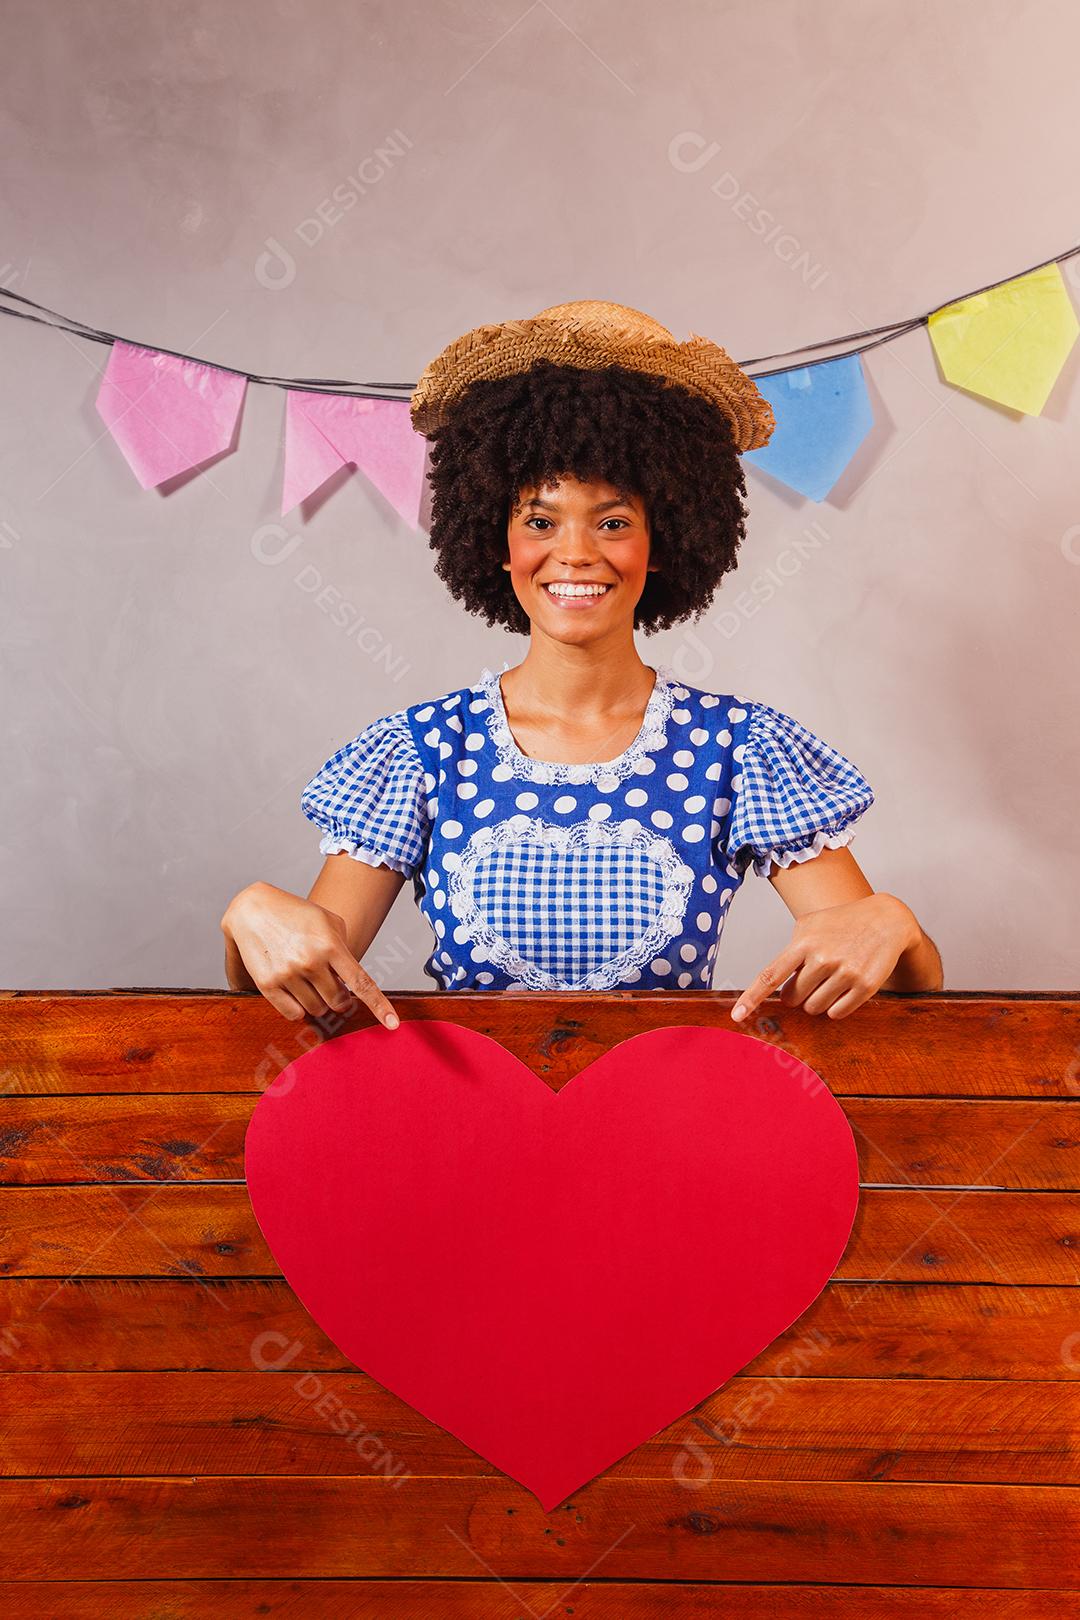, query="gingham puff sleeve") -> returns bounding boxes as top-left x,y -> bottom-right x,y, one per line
300,710 -> 430,877
723,700 -> 875,879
